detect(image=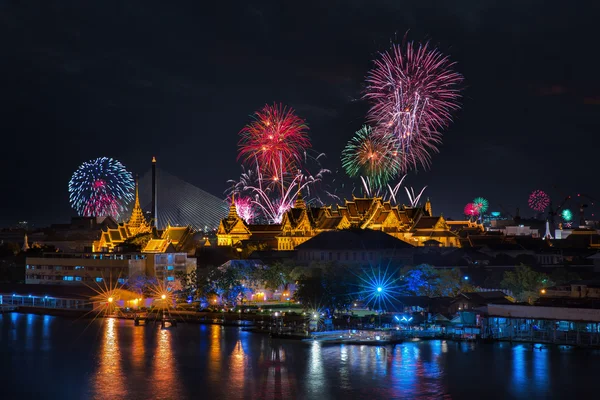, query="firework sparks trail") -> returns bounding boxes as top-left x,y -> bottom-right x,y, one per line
364,40 -> 463,172
405,186 -> 428,208
359,174 -> 426,208
69,157 -> 135,219
228,151 -> 336,224
238,103 -> 311,179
